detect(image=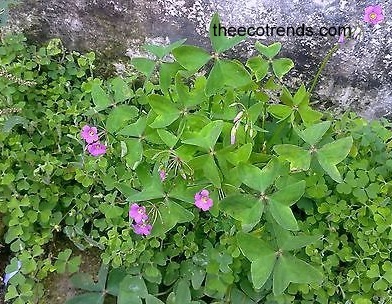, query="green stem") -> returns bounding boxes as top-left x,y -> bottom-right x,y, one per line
309,44 -> 339,95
